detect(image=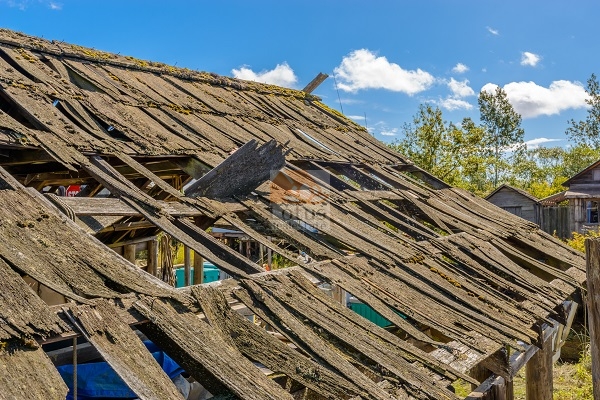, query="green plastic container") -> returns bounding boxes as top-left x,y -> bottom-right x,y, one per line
348,302 -> 407,328
349,302 -> 392,327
